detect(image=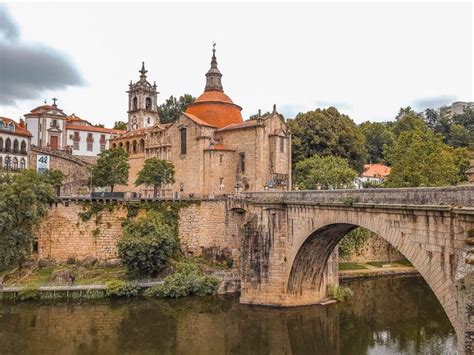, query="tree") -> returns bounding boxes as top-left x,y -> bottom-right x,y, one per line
452,147 -> 471,183
135,158 -> 175,198
91,147 -> 129,193
447,124 -> 471,148
43,169 -> 64,196
0,170 -> 56,271
288,107 -> 367,172
392,107 -> 426,137
384,129 -> 461,187
94,123 -> 105,128
295,155 -> 357,190
453,108 -> 474,145
158,94 -> 196,124
113,121 -> 128,131
118,210 -> 177,276
359,121 -> 395,163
